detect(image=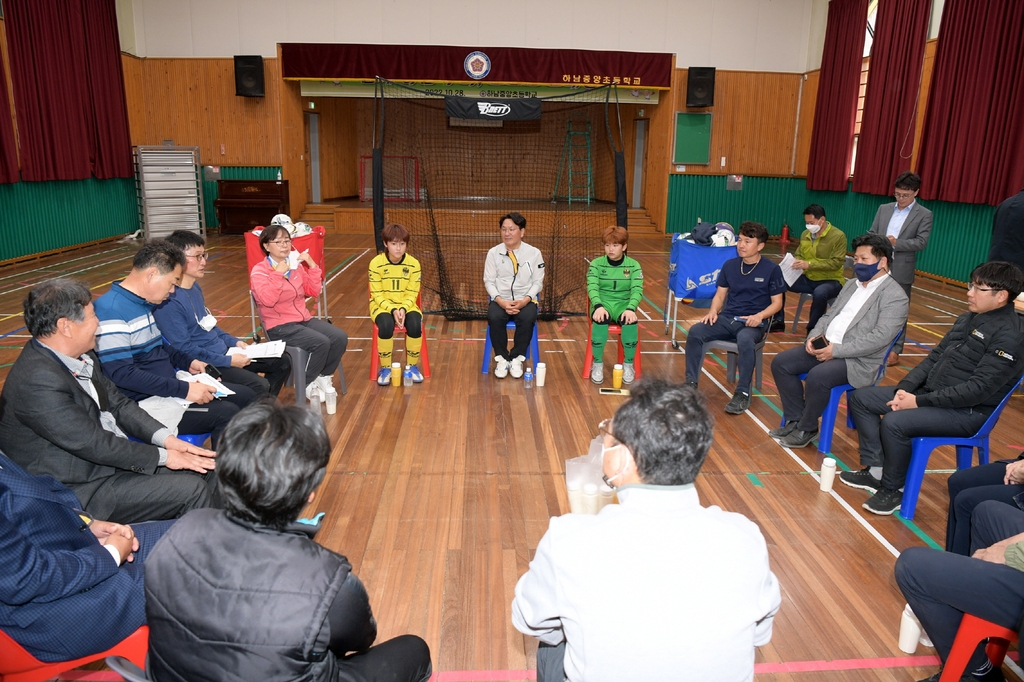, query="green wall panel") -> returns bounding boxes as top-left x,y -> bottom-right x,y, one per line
203,166 -> 282,229
666,175 -> 997,284
0,178 -> 137,261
